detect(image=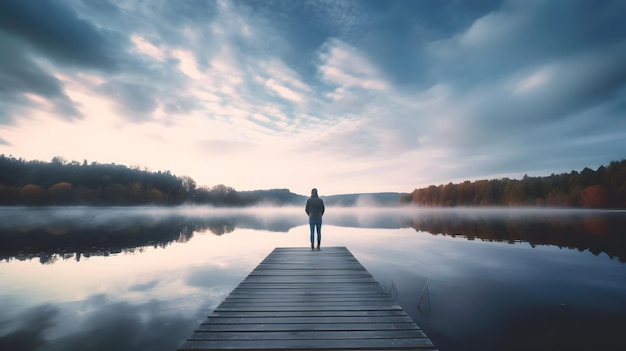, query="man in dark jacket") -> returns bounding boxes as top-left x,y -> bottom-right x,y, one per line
305,188 -> 325,250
